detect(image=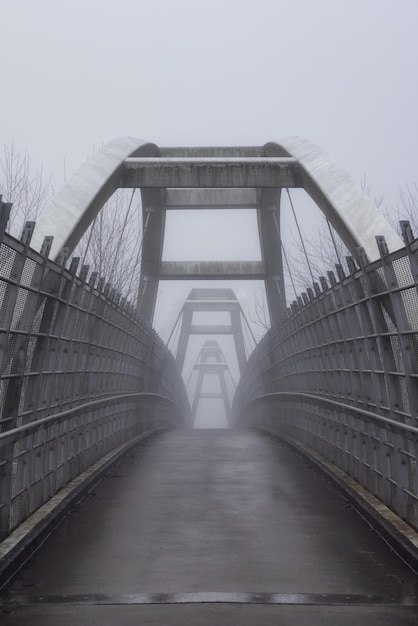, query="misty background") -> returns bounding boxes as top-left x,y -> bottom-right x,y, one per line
1,0 -> 416,425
